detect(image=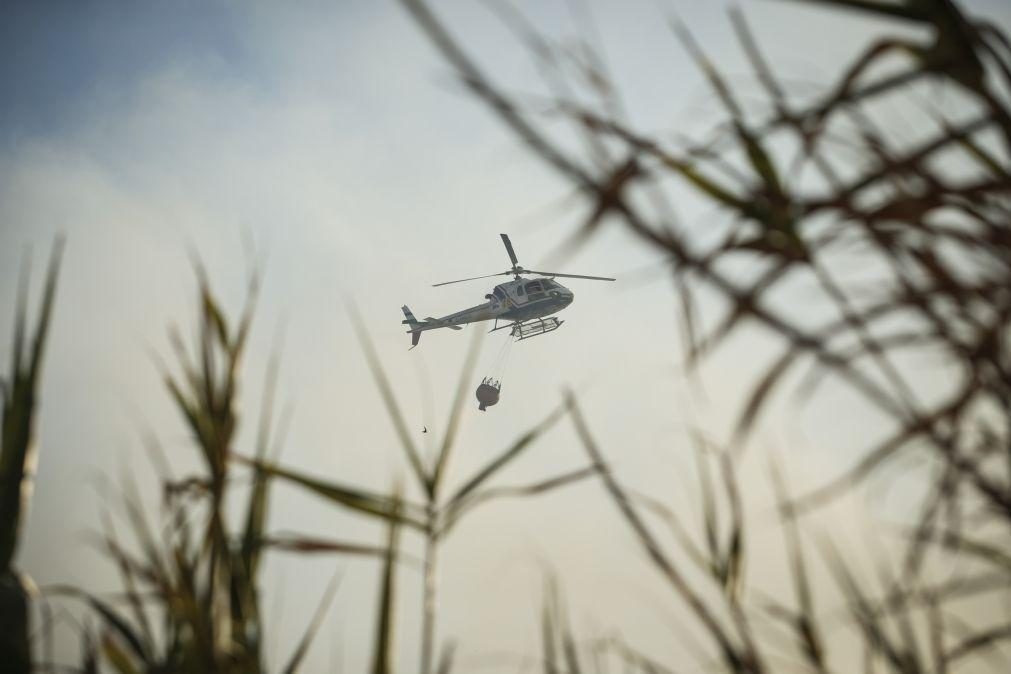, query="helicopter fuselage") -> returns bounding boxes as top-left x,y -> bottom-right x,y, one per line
441,277 -> 573,326
402,276 -> 574,347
